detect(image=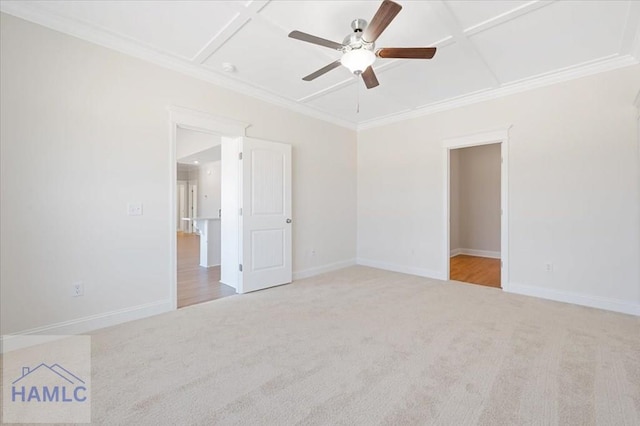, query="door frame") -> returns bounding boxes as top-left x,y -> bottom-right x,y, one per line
442,126 -> 511,289
168,106 -> 250,310
176,180 -> 187,232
